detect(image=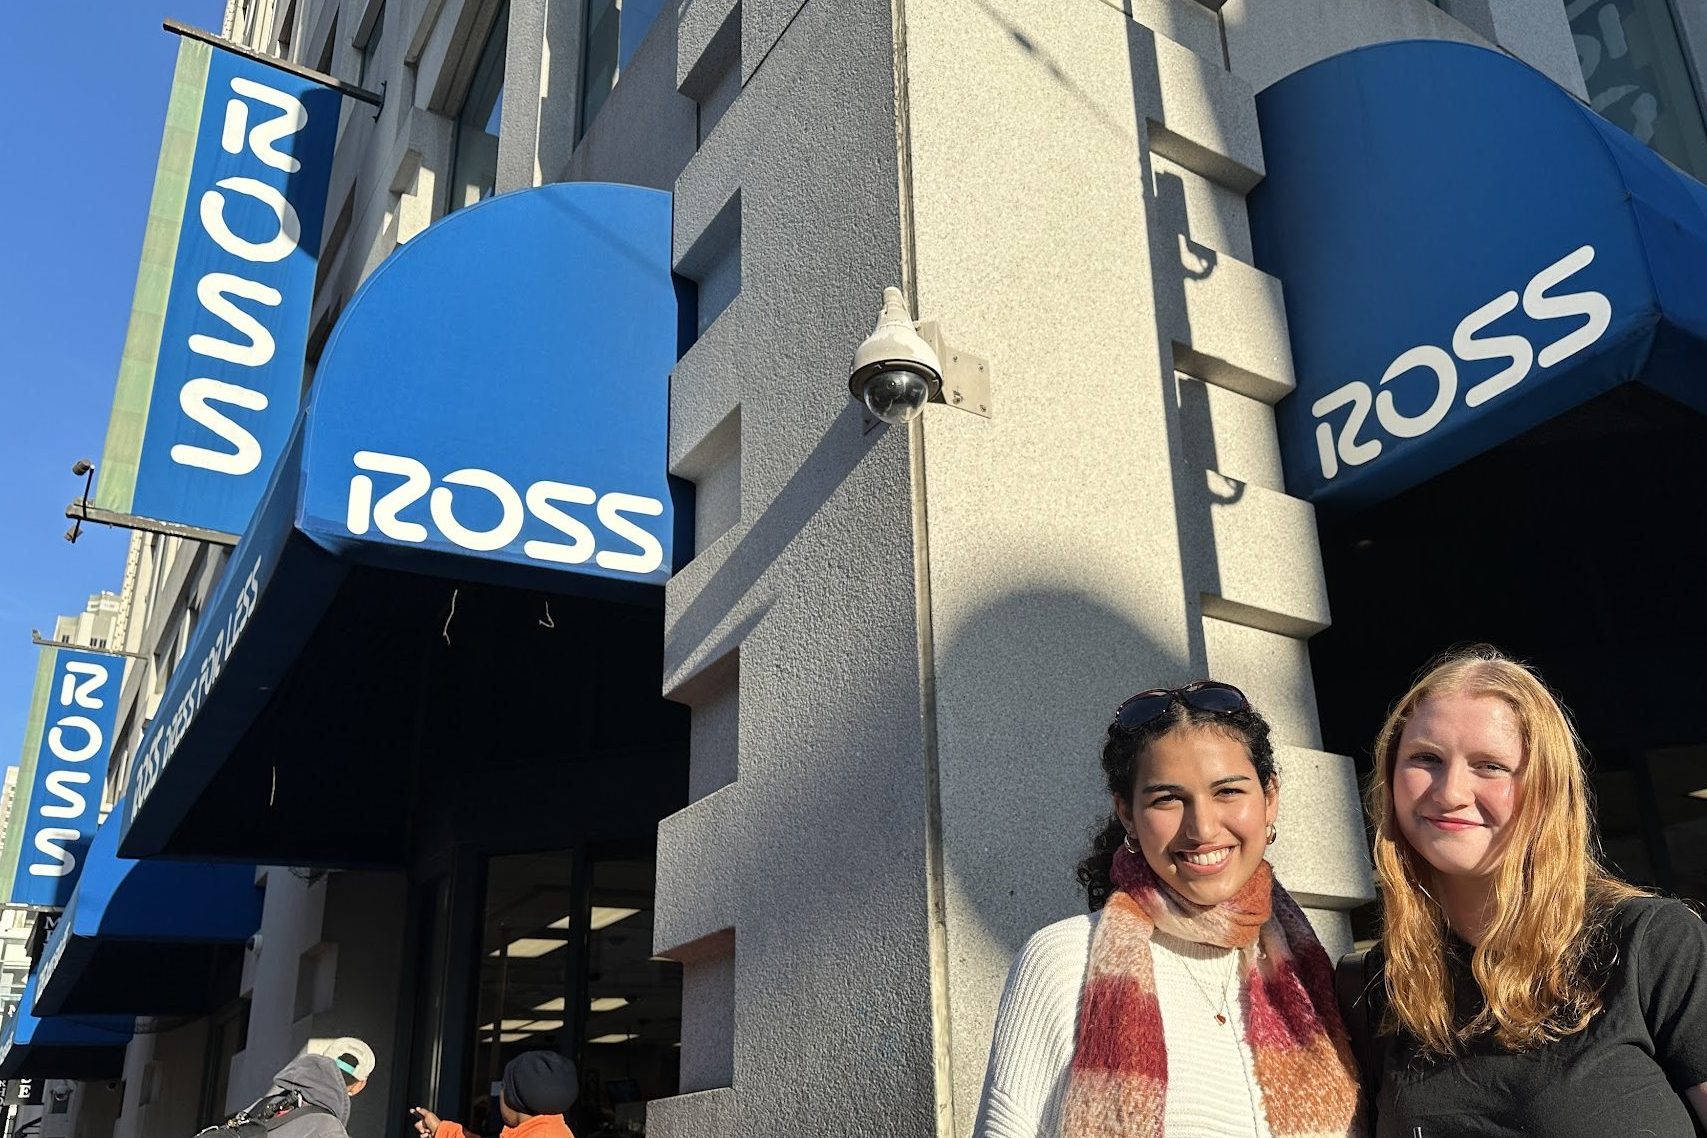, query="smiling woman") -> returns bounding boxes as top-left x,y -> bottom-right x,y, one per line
1351,645 -> 1707,1138
970,683 -> 1364,1138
